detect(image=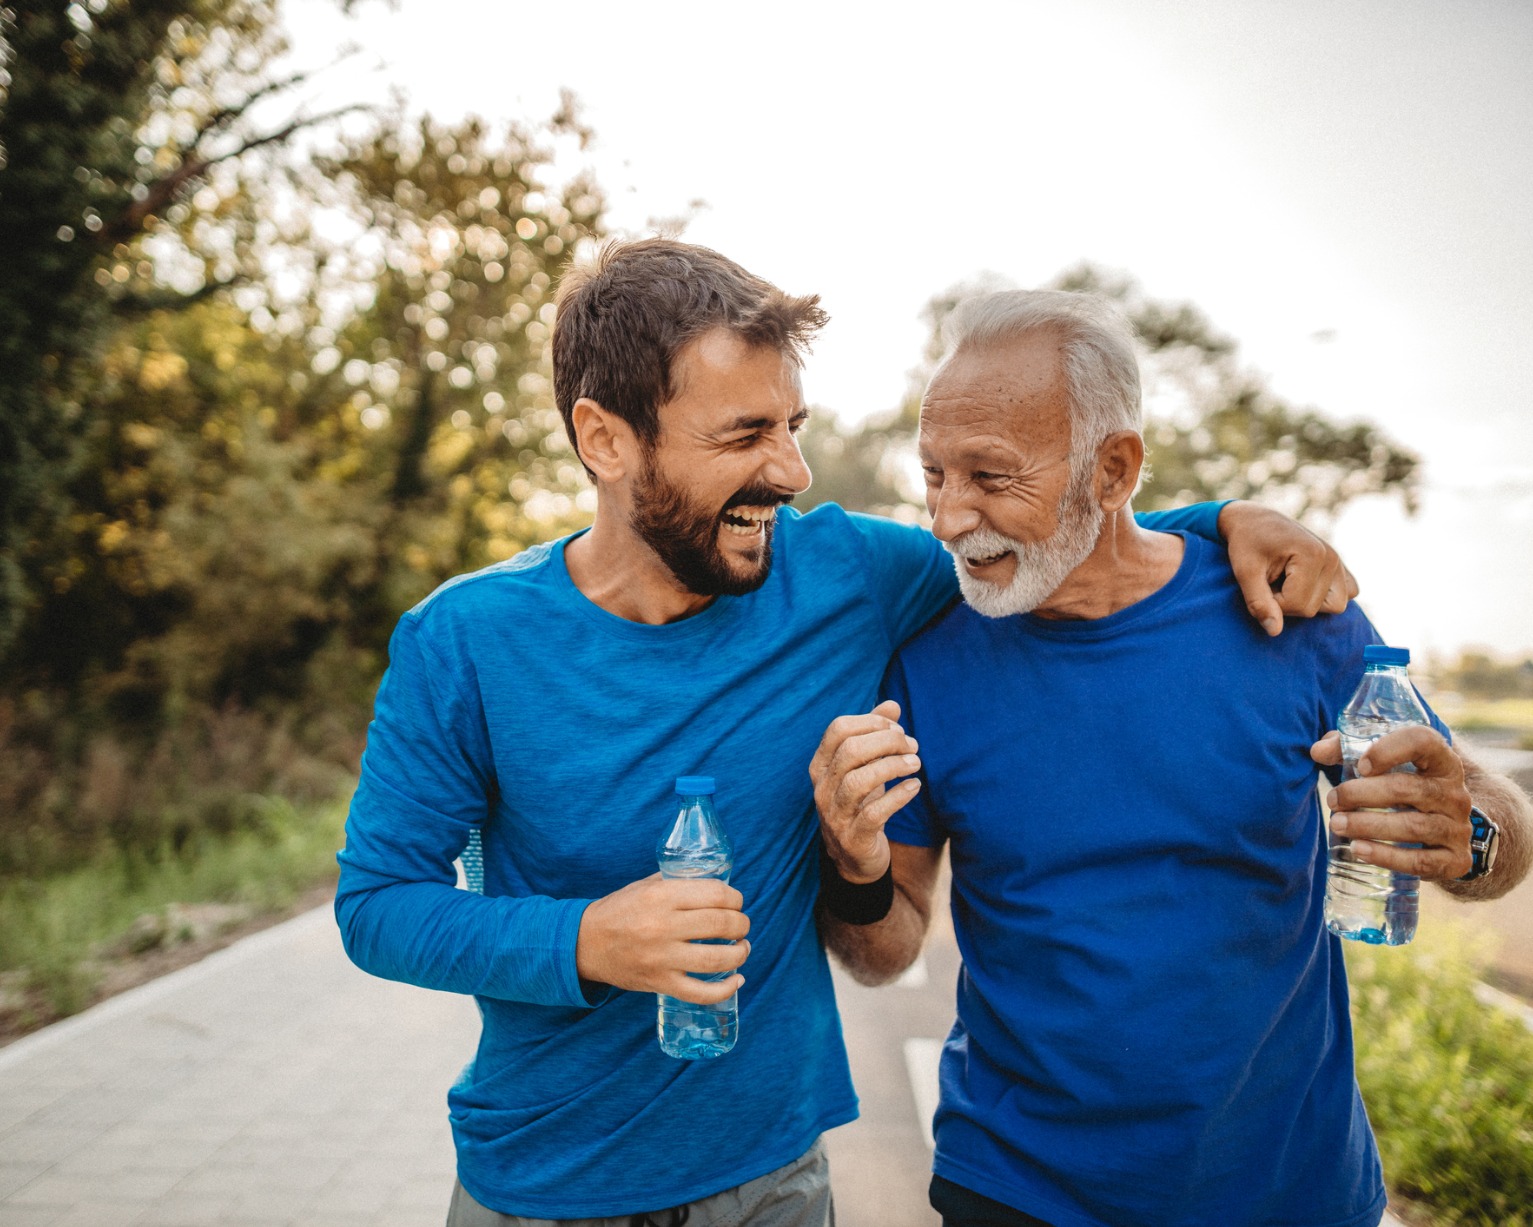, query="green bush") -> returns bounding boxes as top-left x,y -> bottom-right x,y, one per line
0,693 -> 361,878
1348,922 -> 1533,1226
0,797 -> 347,1023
